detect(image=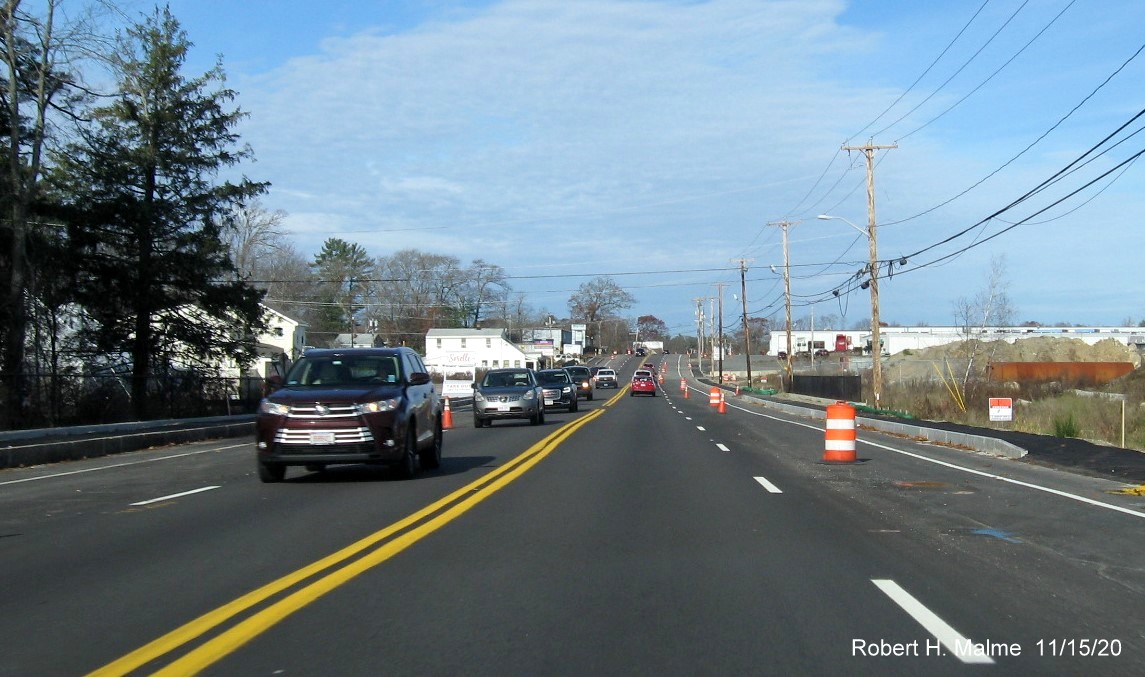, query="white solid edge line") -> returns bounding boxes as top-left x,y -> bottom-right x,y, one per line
872,579 -> 994,664
0,444 -> 248,486
753,476 -> 783,493
729,401 -> 1145,520
131,485 -> 221,506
